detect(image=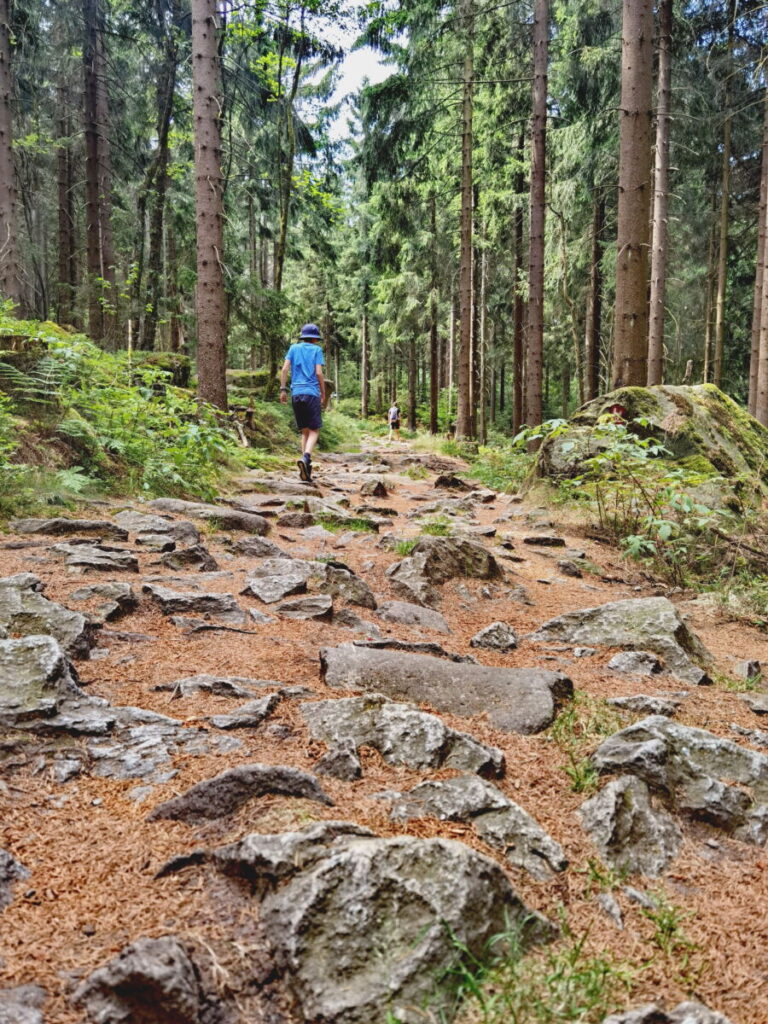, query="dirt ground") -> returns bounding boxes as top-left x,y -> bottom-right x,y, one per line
2,438 -> 768,1023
